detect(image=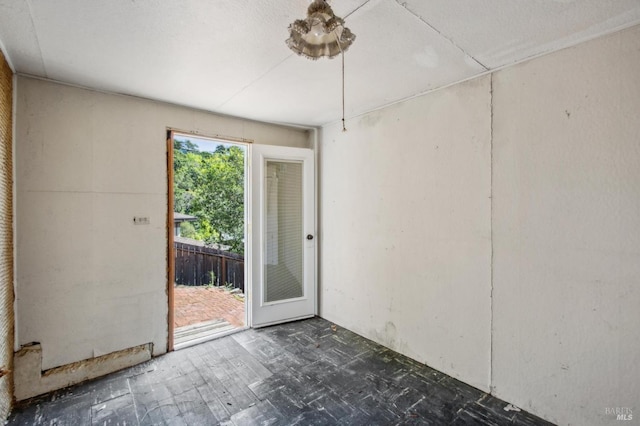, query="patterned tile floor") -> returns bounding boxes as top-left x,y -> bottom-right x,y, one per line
174,285 -> 245,328
8,317 -> 554,425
